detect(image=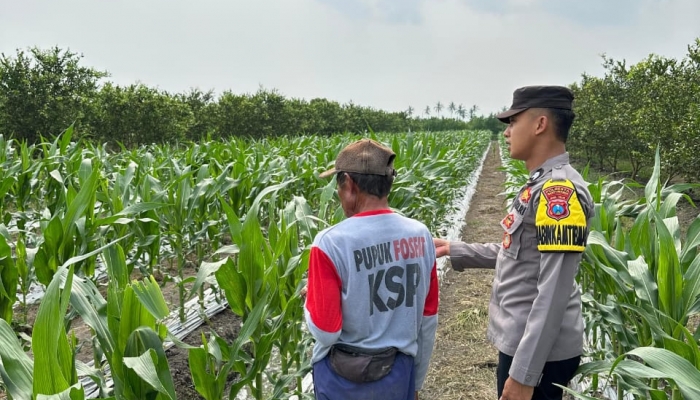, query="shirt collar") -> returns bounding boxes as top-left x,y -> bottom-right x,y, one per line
353,209 -> 393,217
528,152 -> 569,181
